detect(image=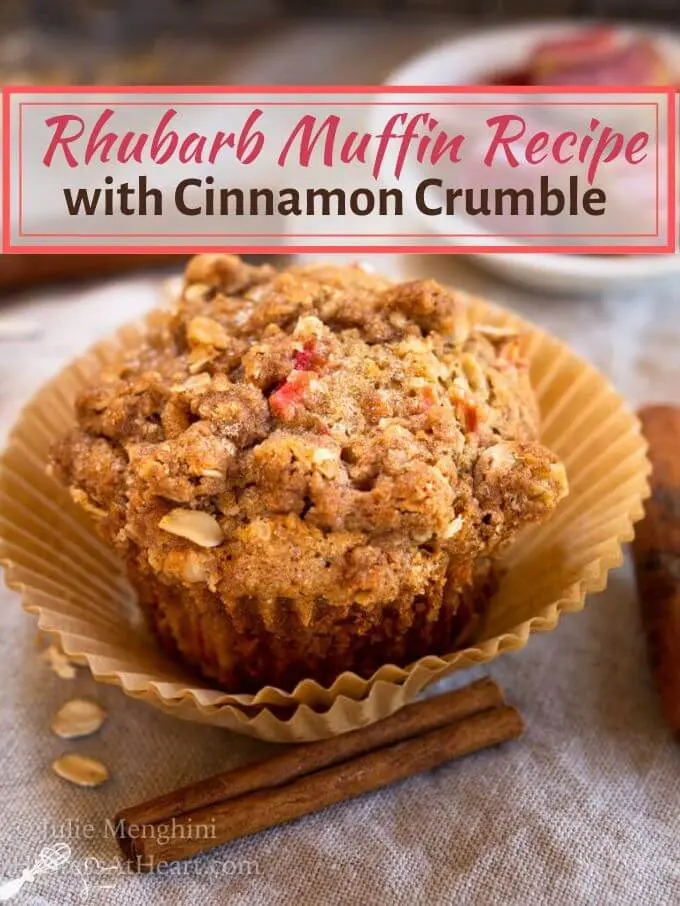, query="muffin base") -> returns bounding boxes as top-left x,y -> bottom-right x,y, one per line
128,559 -> 494,693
